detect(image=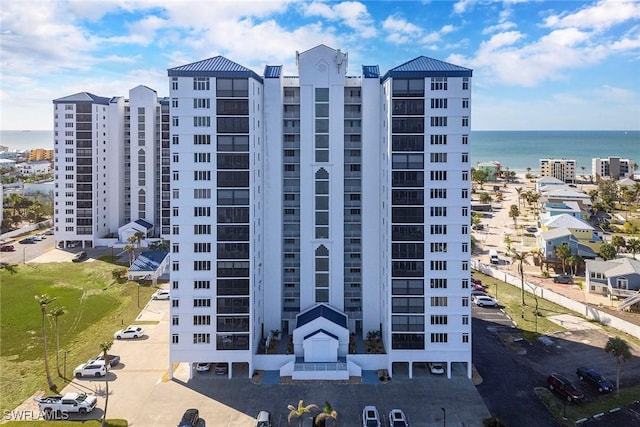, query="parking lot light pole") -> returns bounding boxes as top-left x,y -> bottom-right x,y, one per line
441,407 -> 446,427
